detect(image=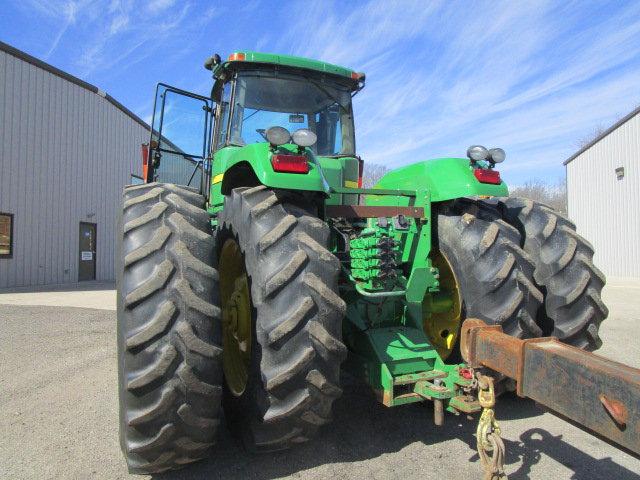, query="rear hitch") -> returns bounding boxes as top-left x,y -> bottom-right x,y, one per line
432,378 -> 445,426
475,374 -> 507,480
461,318 -> 640,459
